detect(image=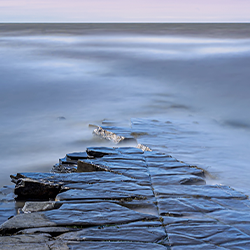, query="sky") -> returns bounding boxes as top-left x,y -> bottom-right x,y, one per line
0,0 -> 250,23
